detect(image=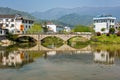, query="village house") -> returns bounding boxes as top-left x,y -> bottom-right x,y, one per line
46,22 -> 57,32
93,15 -> 117,33
0,14 -> 34,35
